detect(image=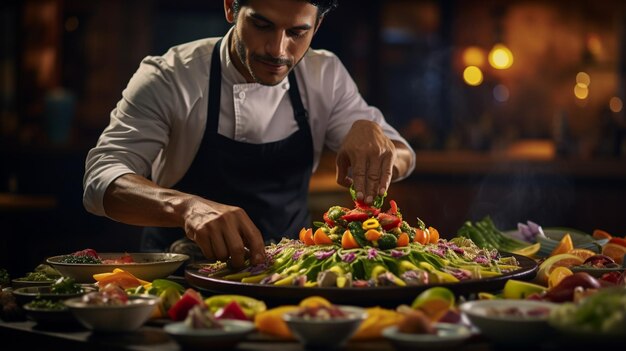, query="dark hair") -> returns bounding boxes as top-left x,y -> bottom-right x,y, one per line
233,0 -> 338,18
